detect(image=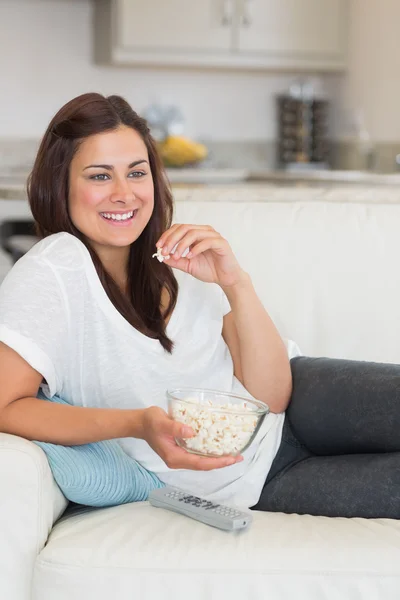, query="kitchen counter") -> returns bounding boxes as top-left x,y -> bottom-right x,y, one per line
172,183 -> 400,204
167,167 -> 400,187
